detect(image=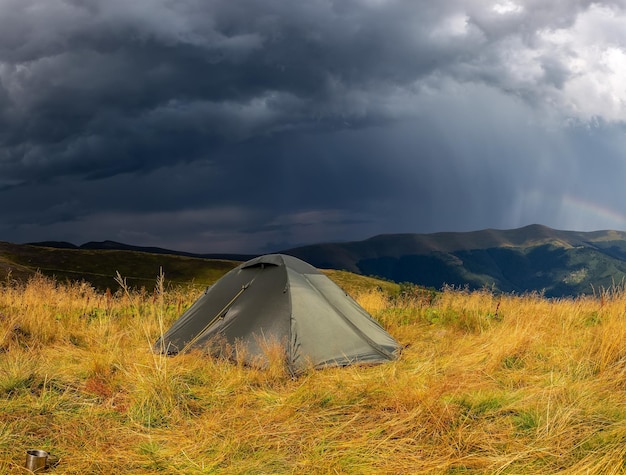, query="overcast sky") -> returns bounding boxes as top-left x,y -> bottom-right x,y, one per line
2,0 -> 626,253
